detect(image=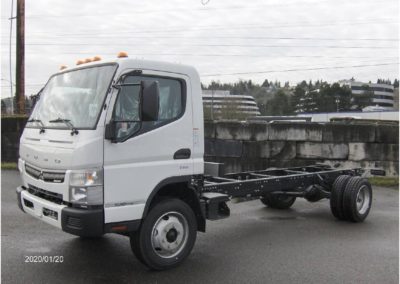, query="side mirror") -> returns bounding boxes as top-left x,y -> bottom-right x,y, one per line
141,81 -> 159,121
105,121 -> 116,142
